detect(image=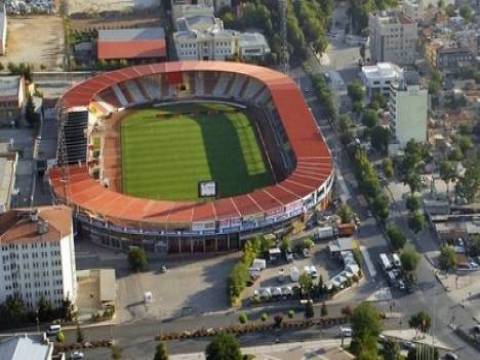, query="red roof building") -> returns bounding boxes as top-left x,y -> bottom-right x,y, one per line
97,27 -> 166,62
